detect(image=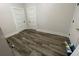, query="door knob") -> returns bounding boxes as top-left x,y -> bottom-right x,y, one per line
72,20 -> 74,23
76,28 -> 79,31
24,21 -> 25,23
